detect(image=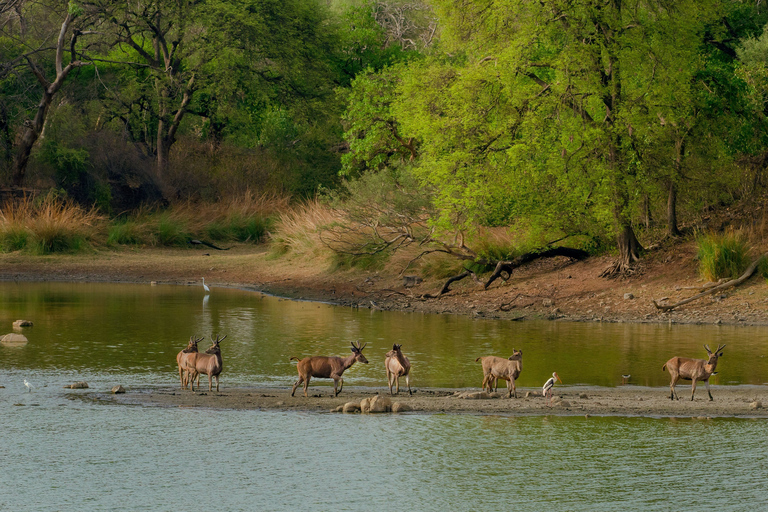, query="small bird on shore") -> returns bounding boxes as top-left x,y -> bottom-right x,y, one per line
24,379 -> 33,392
202,277 -> 210,294
621,374 -> 631,385
543,372 -> 562,404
